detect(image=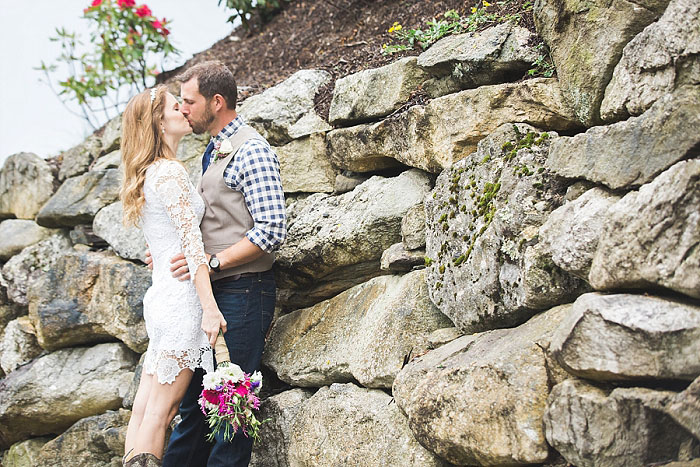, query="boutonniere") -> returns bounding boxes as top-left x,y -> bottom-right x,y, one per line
211,139 -> 234,162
